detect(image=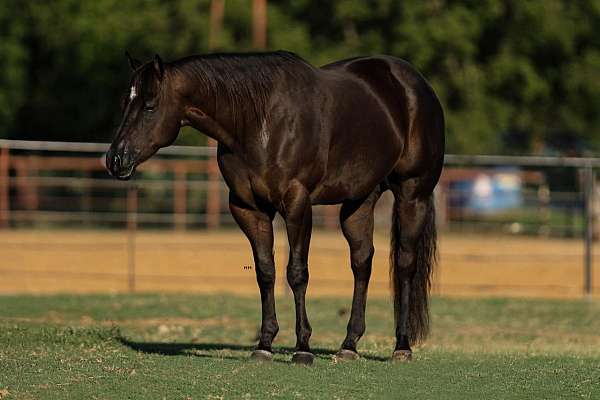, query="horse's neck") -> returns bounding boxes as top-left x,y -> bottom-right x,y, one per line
181,66 -> 268,153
